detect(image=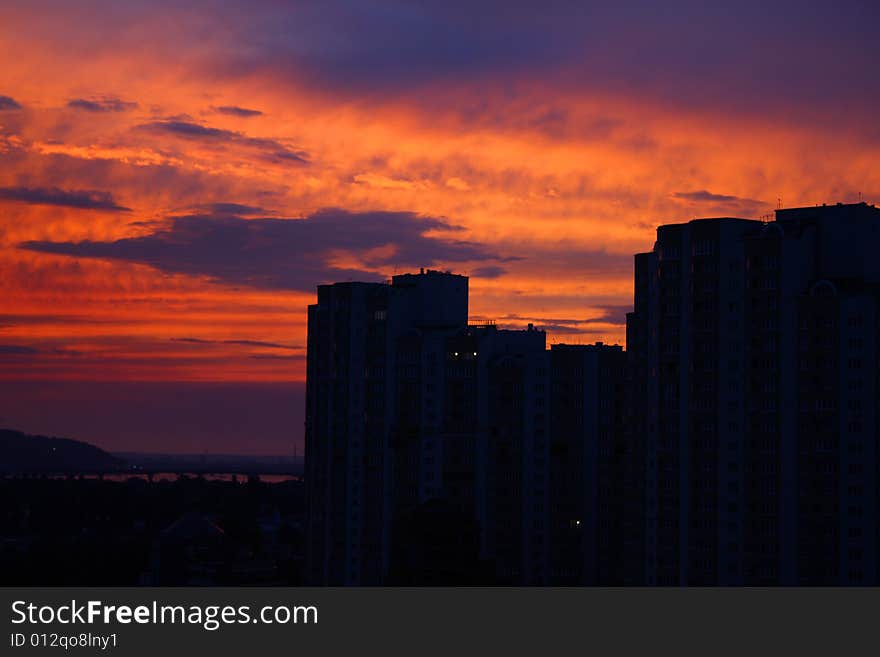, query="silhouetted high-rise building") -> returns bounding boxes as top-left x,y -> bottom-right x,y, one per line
304,270 -> 467,585
548,343 -> 627,585
627,202 -> 880,585
305,269 -> 626,585
304,280 -> 391,585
